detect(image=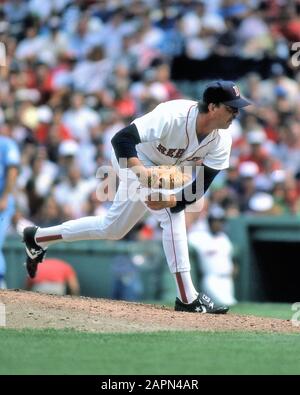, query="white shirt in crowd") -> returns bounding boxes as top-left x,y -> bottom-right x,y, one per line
63,106 -> 100,144
54,177 -> 97,219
